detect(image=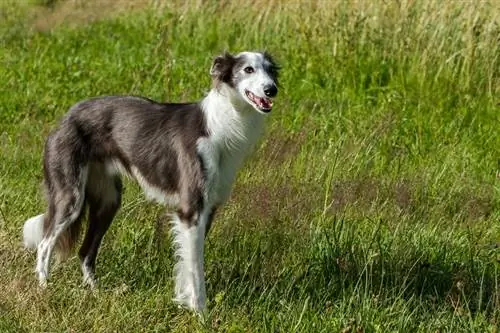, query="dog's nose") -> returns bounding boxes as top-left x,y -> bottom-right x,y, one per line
263,84 -> 278,98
